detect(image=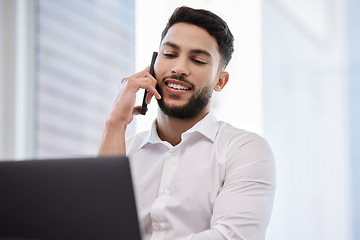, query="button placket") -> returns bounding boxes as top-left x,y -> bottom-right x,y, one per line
149,147 -> 179,235
169,149 -> 177,156
153,222 -> 162,231
160,188 -> 168,195
157,148 -> 178,193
